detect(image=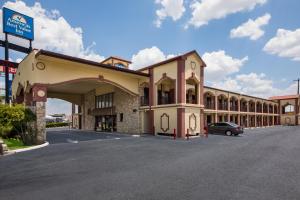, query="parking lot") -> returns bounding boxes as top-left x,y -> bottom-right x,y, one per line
0,126 -> 300,200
